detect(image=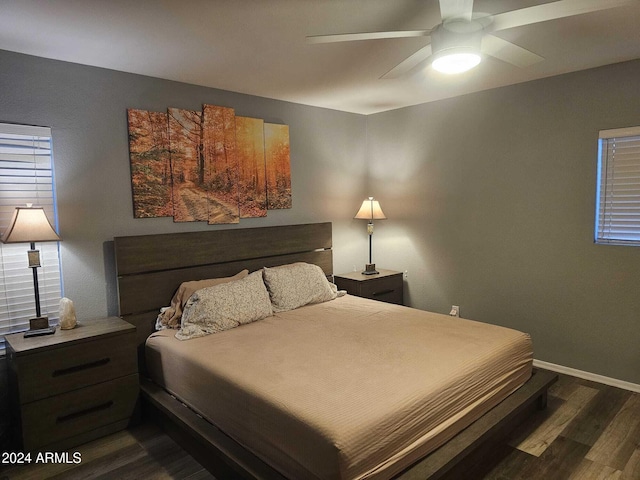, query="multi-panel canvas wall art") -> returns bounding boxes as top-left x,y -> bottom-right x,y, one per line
127,109 -> 173,218
202,105 -> 240,224
236,116 -> 267,218
127,104 -> 291,224
168,108 -> 208,222
265,123 -> 292,210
